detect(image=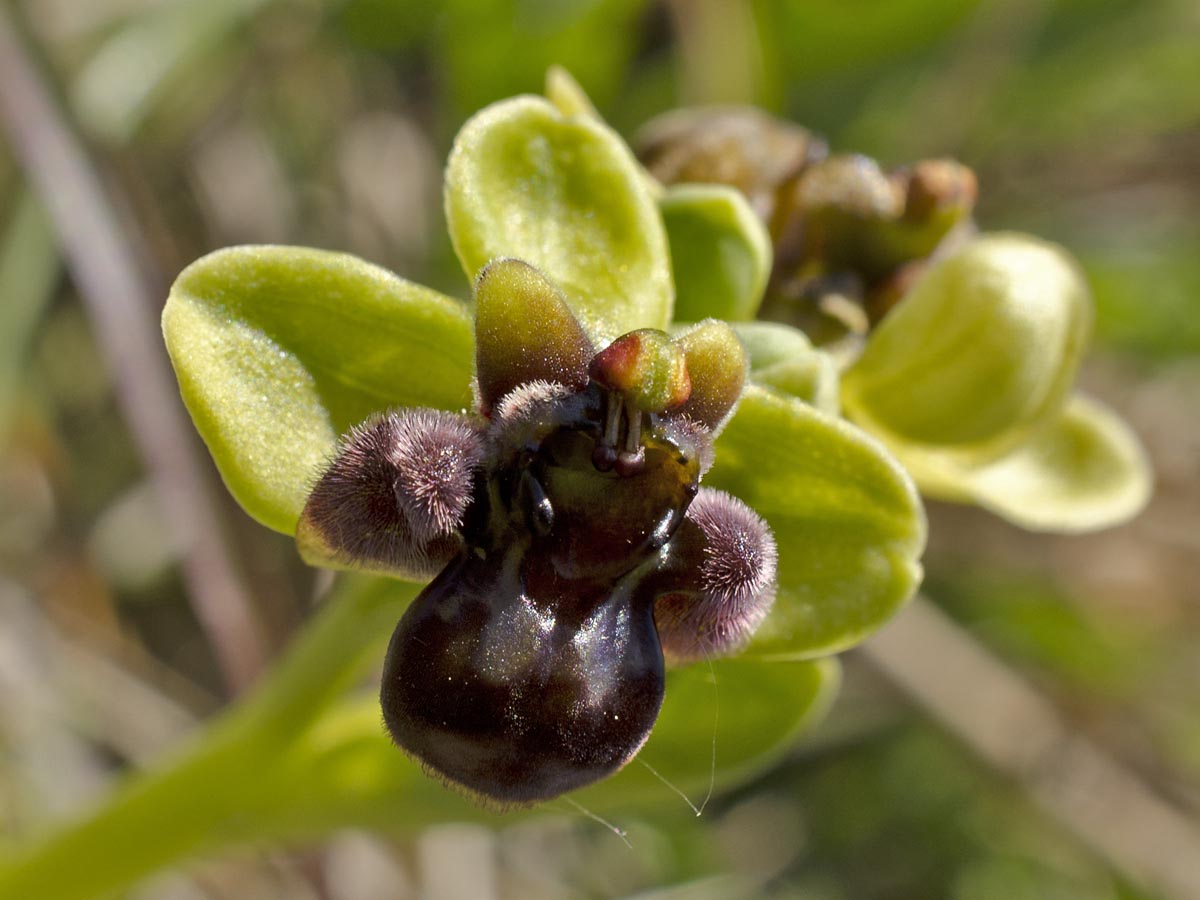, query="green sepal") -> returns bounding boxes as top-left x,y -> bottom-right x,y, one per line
577,656 -> 840,808
790,154 -> 901,273
842,233 -> 1092,459
162,246 -> 474,534
445,95 -> 672,344
660,183 -> 772,323
672,320 -> 749,431
544,66 -> 665,200
473,258 -> 593,411
732,322 -> 840,414
895,394 -> 1152,533
706,387 -> 926,658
